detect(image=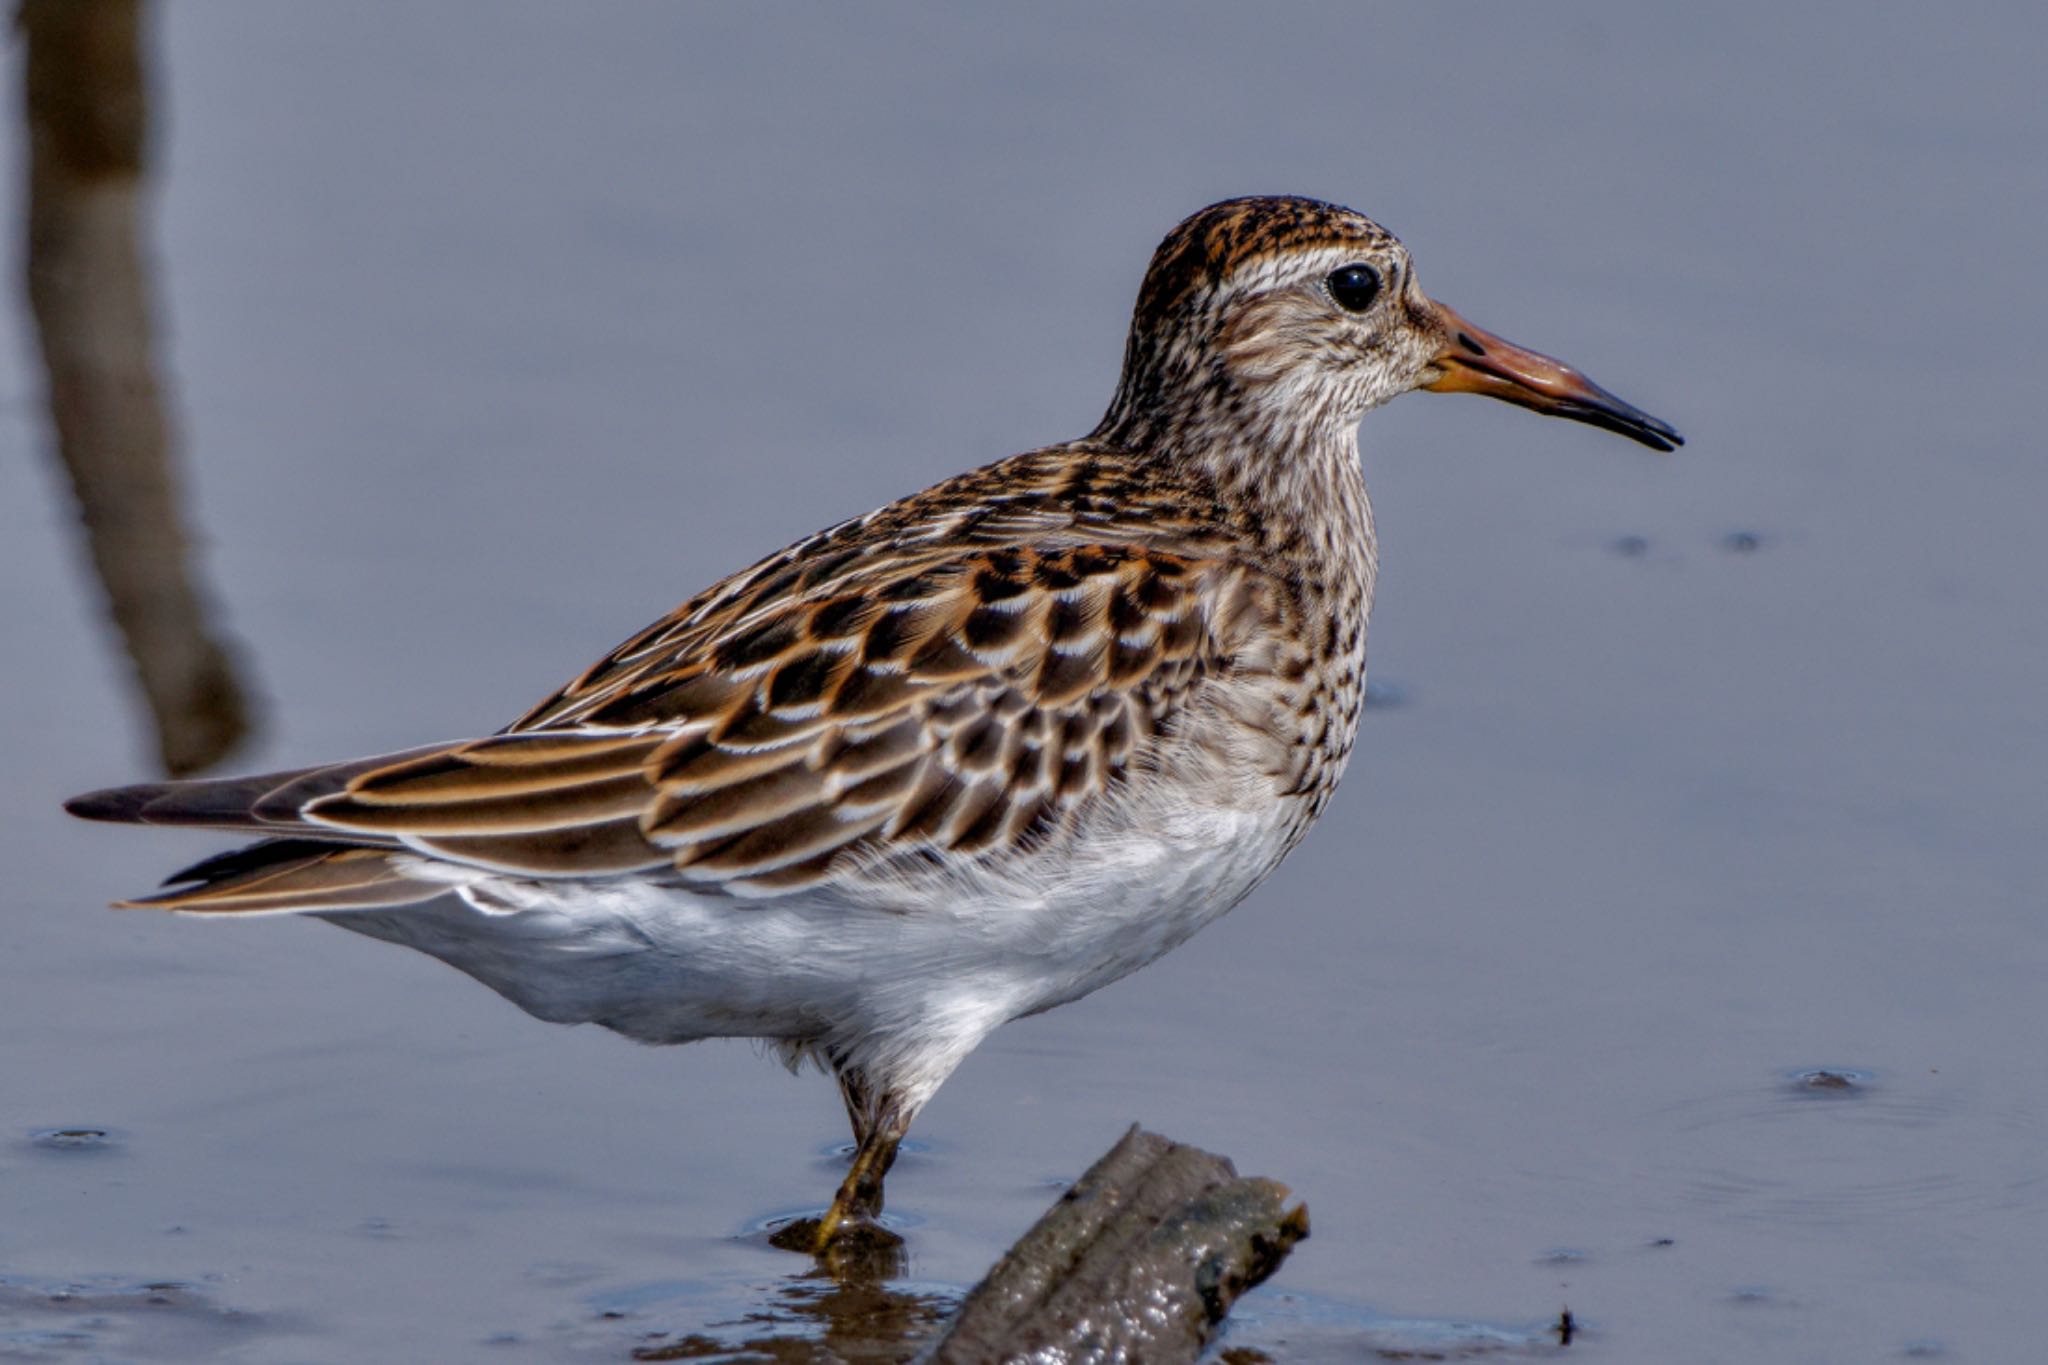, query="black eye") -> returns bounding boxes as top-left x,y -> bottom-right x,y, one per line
1327,263 -> 1382,313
